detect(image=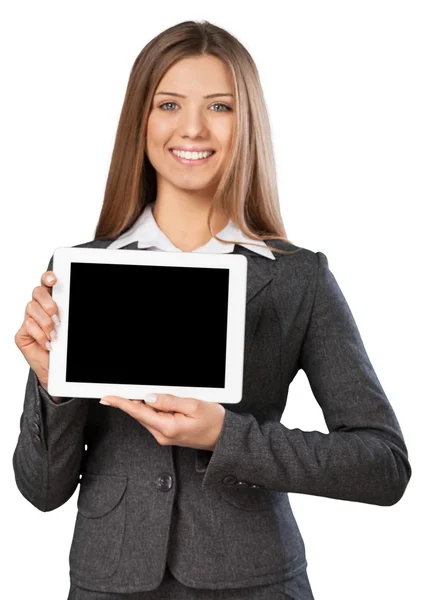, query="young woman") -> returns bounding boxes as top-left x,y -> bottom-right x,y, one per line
13,20 -> 411,600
